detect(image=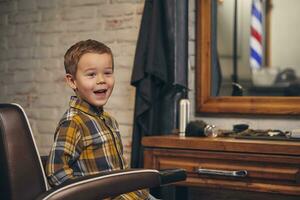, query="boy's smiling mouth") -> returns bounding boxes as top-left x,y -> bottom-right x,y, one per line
94,89 -> 107,95
93,89 -> 107,99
